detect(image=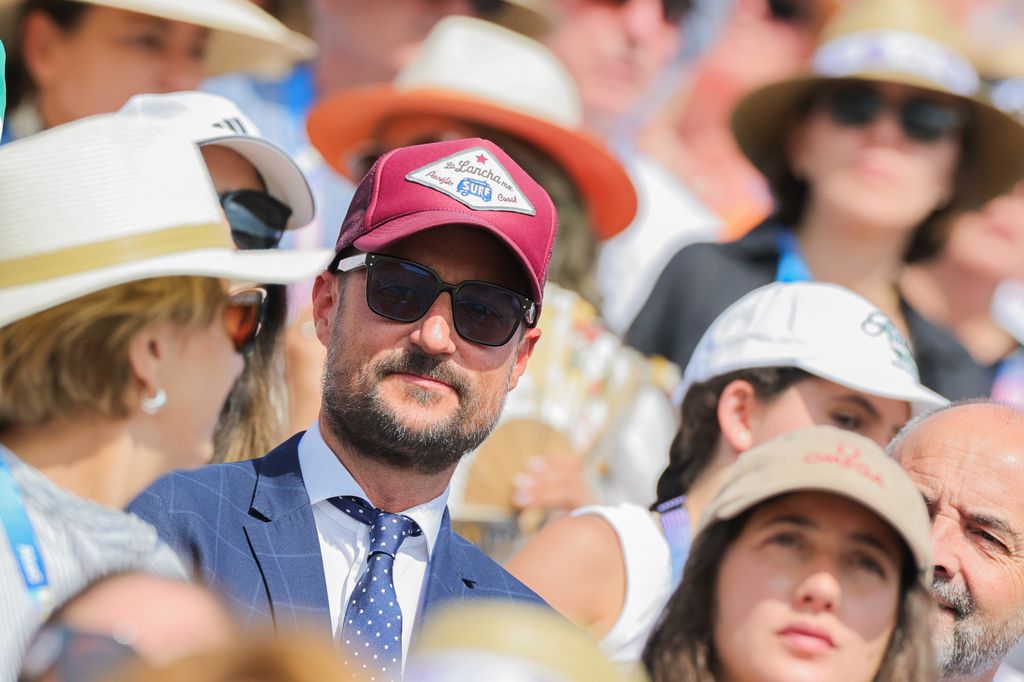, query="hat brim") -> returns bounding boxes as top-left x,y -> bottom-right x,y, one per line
202,135 -> 316,229
353,210 -> 543,303
708,471 -> 931,580
0,0 -> 316,77
731,73 -> 1024,209
0,247 -> 332,328
683,352 -> 949,417
307,86 -> 638,241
